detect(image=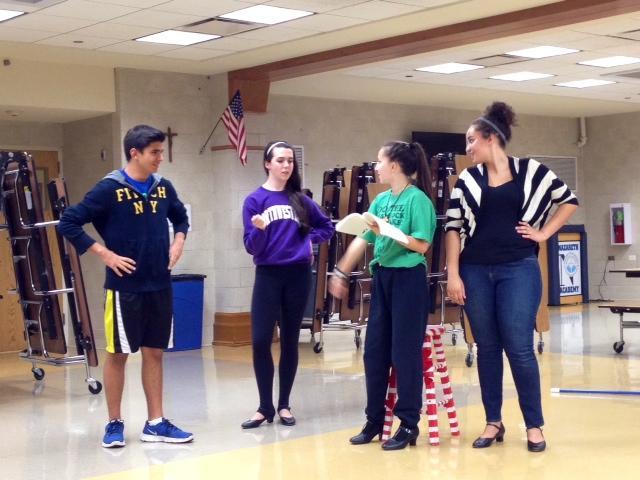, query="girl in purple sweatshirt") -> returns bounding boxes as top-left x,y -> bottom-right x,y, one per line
241,141 -> 334,429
